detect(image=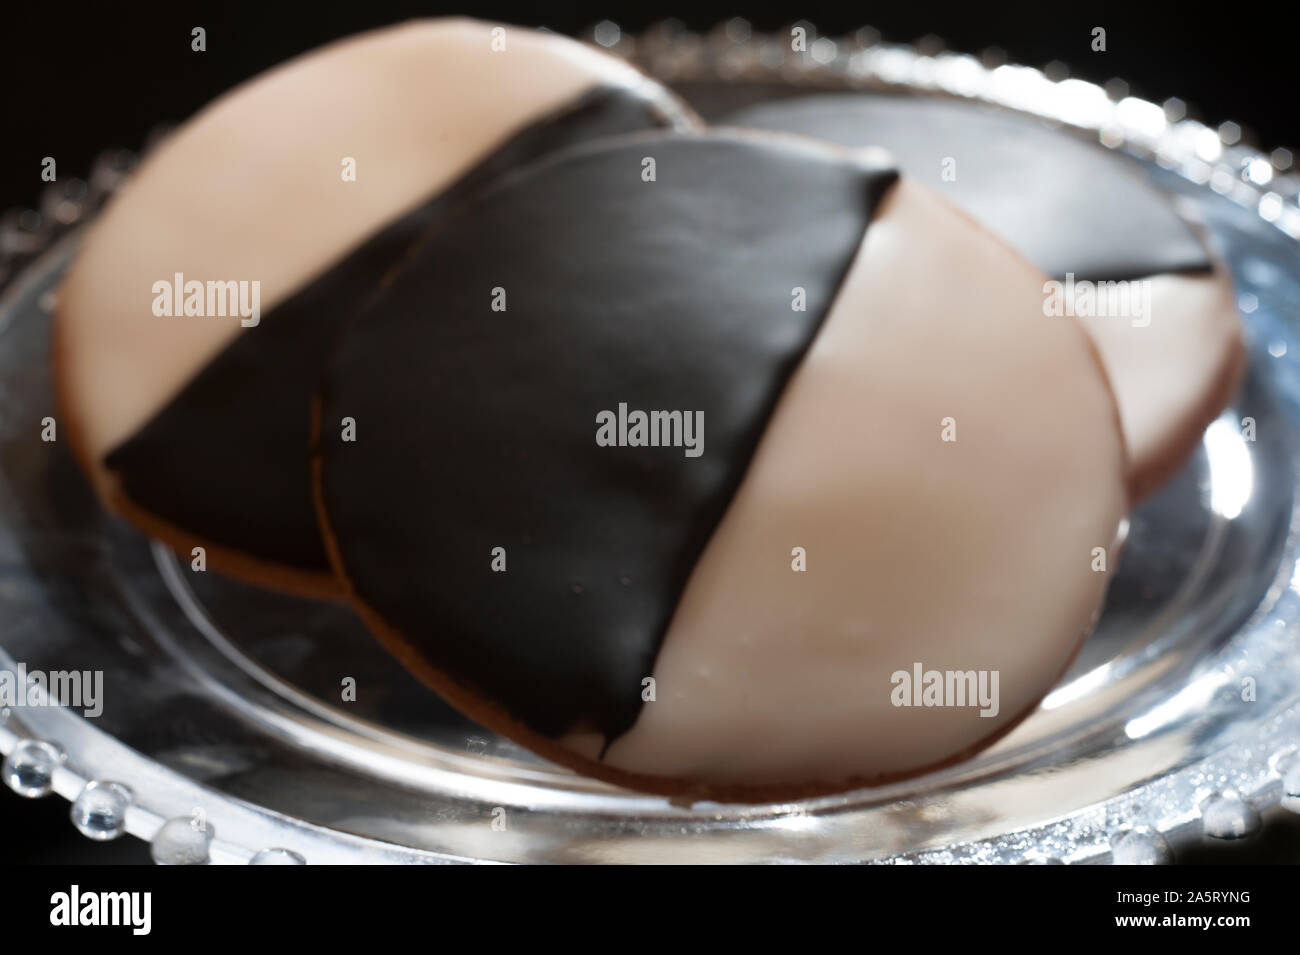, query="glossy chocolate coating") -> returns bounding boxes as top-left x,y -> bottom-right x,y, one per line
104,85 -> 688,572
318,132 -> 897,740
721,93 -> 1212,281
